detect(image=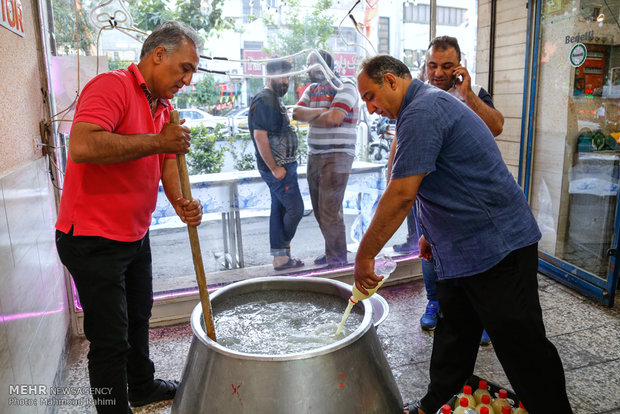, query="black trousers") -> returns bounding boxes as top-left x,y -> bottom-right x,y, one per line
420,244 -> 572,414
56,229 -> 156,414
